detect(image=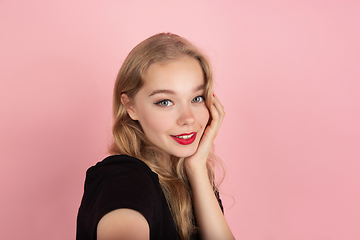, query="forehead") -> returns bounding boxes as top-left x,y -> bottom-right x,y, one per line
142,56 -> 204,91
